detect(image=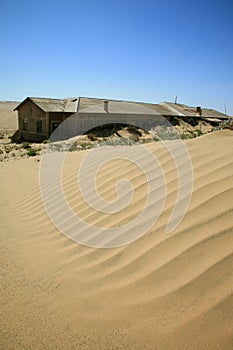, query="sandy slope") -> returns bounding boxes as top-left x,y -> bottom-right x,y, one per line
0,130 -> 233,349
0,101 -> 19,133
